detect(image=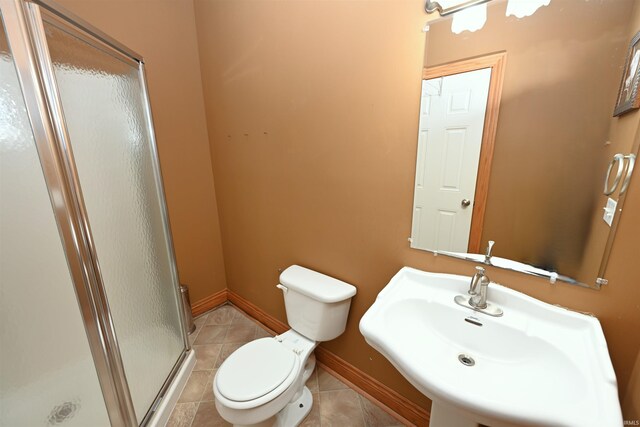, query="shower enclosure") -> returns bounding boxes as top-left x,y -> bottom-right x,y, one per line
0,0 -> 193,425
